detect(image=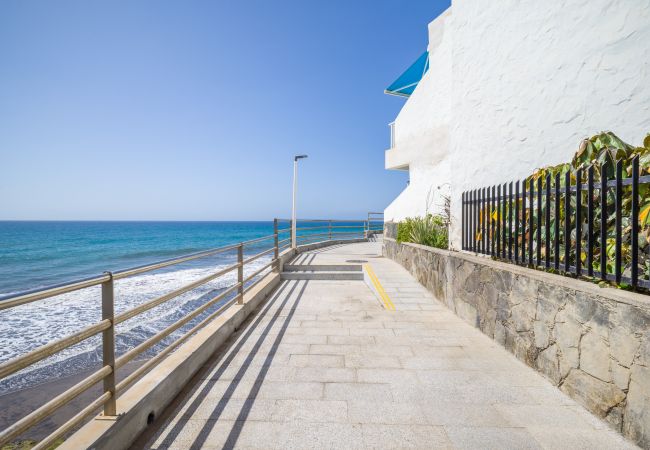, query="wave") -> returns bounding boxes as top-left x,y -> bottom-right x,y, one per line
0,256 -> 272,394
116,247 -> 208,261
